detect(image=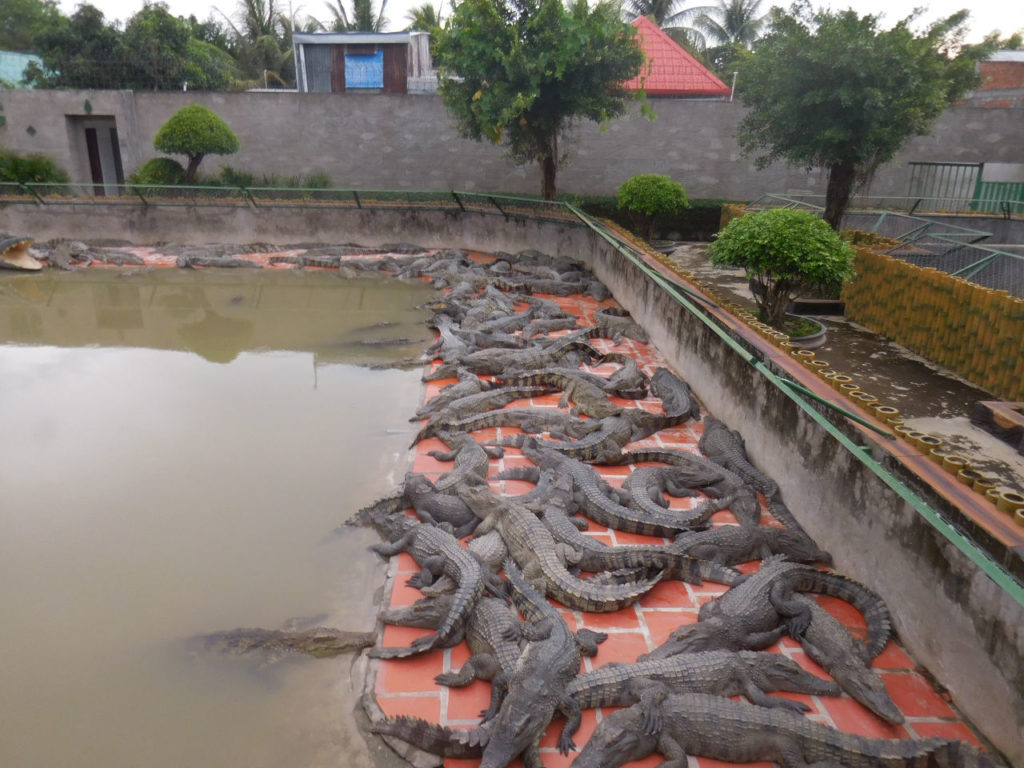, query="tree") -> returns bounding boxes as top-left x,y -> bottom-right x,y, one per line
25,4 -> 127,89
435,0 -> 645,200
406,2 -> 442,31
617,173 -> 689,240
0,0 -> 64,53
219,0 -> 295,85
324,0 -> 389,31
735,5 -> 995,230
153,104 -> 240,183
708,208 -> 854,329
676,0 -> 767,51
122,3 -> 194,90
